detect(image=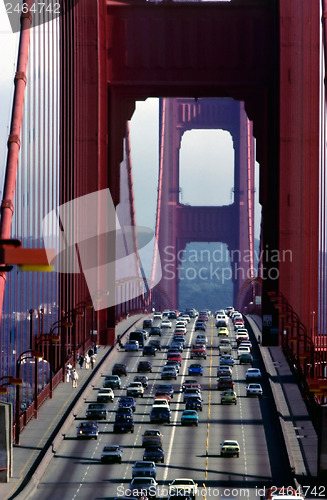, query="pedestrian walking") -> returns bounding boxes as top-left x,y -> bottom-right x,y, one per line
85,353 -> 90,369
93,342 -> 98,354
66,363 -> 72,383
78,354 -> 84,369
91,354 -> 96,369
72,368 -> 79,388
